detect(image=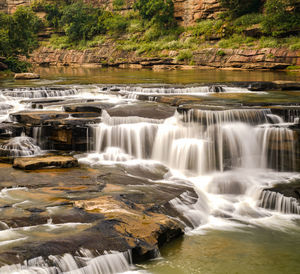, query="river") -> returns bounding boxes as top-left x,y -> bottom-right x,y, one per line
0,67 -> 299,273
